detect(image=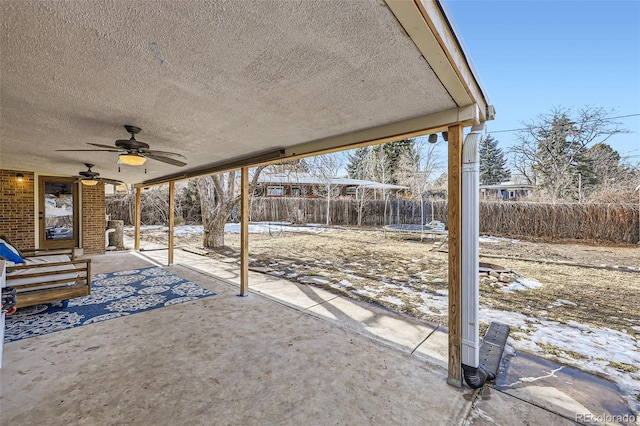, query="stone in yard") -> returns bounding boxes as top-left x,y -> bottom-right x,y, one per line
480,276 -> 493,286
499,273 -> 513,283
